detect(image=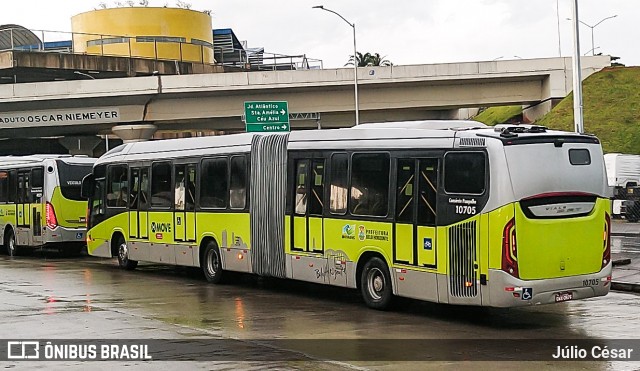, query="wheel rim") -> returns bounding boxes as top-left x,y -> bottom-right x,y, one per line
118,242 -> 128,263
206,249 -> 219,276
366,267 -> 385,301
